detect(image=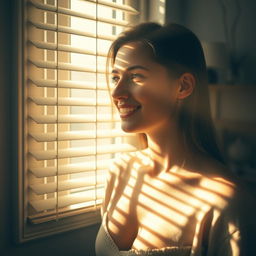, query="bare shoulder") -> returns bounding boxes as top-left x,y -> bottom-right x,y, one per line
199,155 -> 256,211
198,154 -> 235,185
